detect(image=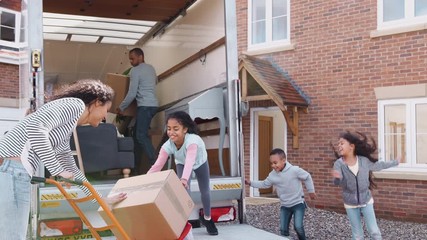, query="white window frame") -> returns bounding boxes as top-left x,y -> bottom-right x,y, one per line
378,97 -> 427,172
0,7 -> 21,48
377,0 -> 427,29
247,0 -> 291,52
